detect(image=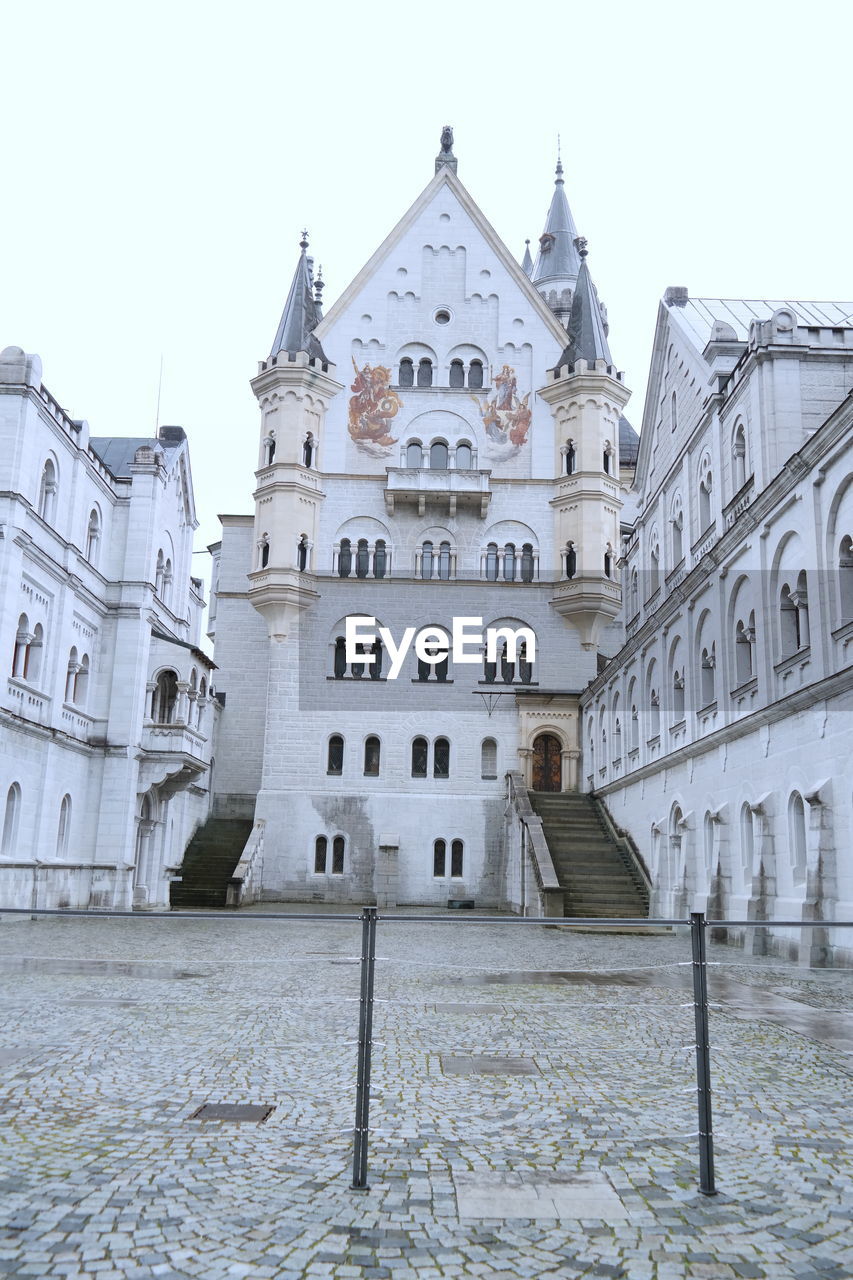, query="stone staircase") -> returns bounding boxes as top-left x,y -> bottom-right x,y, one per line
529,792 -> 649,918
170,818 -> 254,909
